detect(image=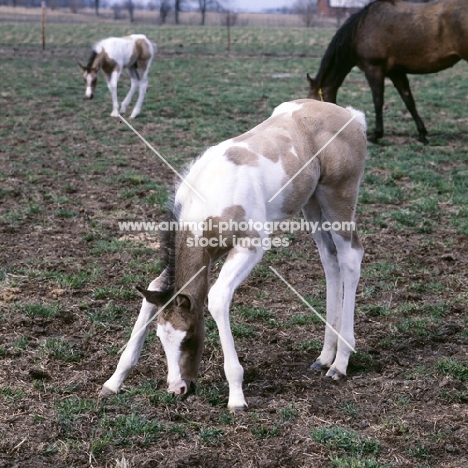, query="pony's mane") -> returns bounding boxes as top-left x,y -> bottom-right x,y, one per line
158,207 -> 177,292
158,150 -> 210,291
85,50 -> 98,72
316,0 -> 395,86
